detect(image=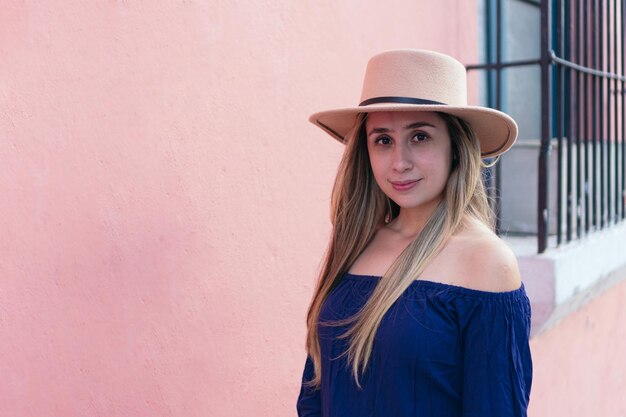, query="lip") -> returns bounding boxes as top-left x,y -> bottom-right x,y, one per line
390,179 -> 420,191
